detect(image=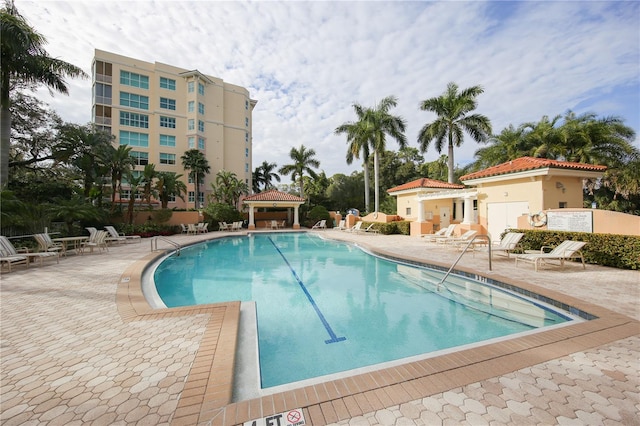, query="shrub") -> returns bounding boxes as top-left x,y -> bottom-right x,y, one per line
152,208 -> 173,223
306,205 -> 332,228
363,220 -> 411,235
514,229 -> 640,270
203,203 -> 243,230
